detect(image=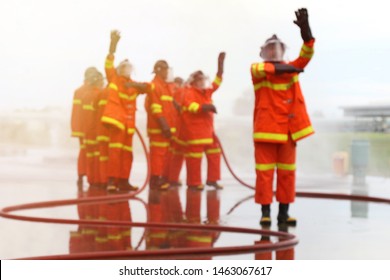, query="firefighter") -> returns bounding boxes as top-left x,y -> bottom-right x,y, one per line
145,60 -> 177,190
102,30 -> 146,192
250,8 -> 315,226
71,67 -> 101,189
181,52 -> 225,190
